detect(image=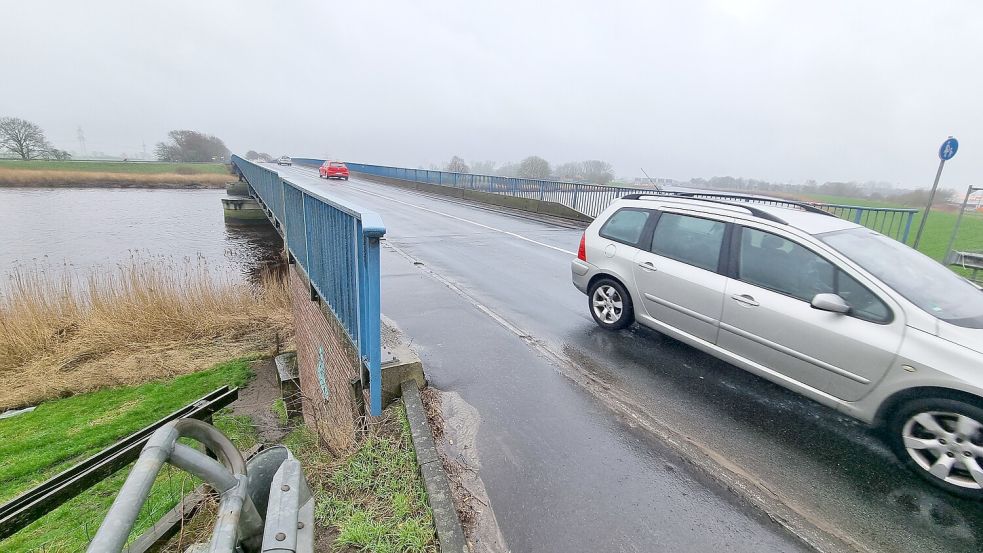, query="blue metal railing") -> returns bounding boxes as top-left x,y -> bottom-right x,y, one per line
331,161 -> 918,242
231,155 -> 386,416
